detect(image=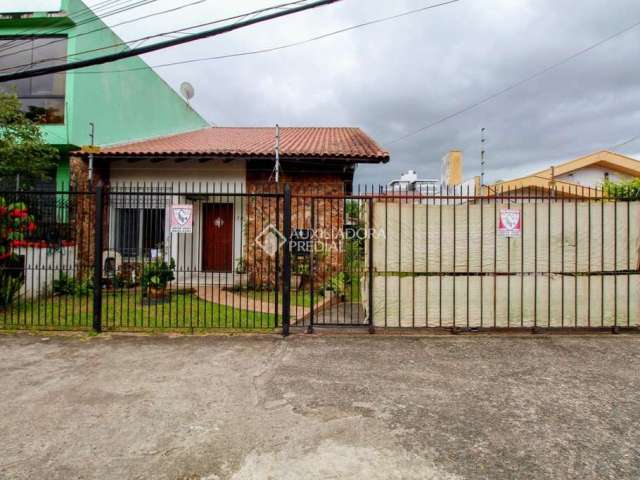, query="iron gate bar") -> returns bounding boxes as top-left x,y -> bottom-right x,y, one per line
307,197 -> 316,333
368,195 -> 375,333
281,184 -> 291,337
93,185 -> 103,333
614,193 -> 618,333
